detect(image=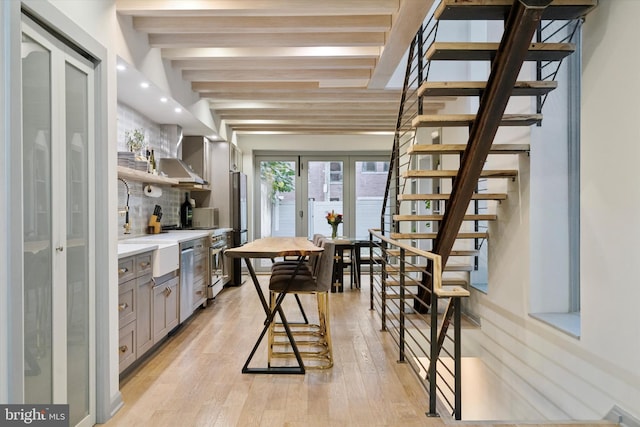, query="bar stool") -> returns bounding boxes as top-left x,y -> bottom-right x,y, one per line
268,240 -> 335,369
